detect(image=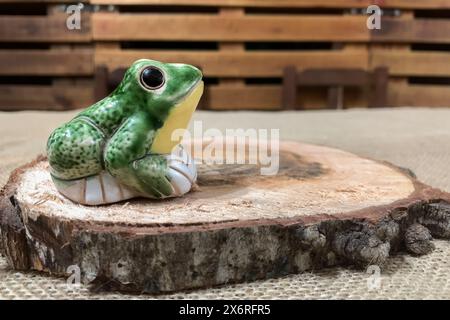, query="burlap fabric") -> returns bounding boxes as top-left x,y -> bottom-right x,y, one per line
0,108 -> 449,299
